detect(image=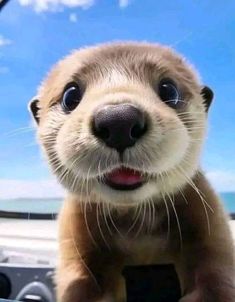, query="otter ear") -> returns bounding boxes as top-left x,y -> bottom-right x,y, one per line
28,98 -> 40,124
200,86 -> 214,112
